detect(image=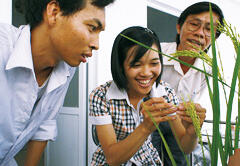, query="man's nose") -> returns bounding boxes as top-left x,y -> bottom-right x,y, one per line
90,34 -> 99,50
194,25 -> 205,38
